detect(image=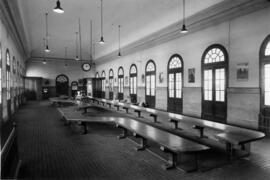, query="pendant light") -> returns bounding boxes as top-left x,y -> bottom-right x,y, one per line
181,0 -> 188,33
99,0 -> 105,44
44,13 -> 50,52
53,0 -> 64,14
118,25 -> 121,57
64,47 -> 68,67
42,38 -> 47,64
90,20 -> 93,61
75,32 -> 79,61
